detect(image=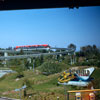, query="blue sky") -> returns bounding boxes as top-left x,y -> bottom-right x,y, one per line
0,7 -> 100,50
